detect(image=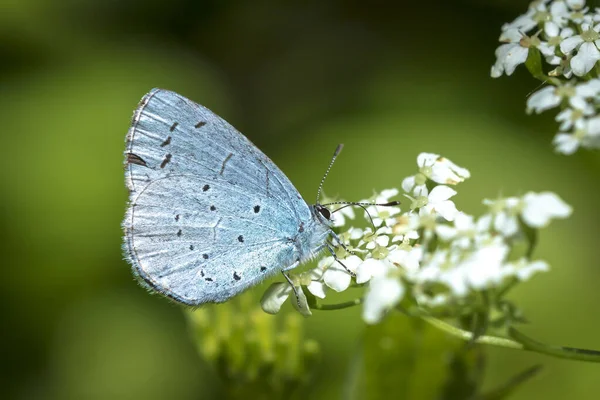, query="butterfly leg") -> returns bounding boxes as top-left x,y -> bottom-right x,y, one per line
325,241 -> 356,277
281,270 -> 302,308
328,230 -> 356,255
